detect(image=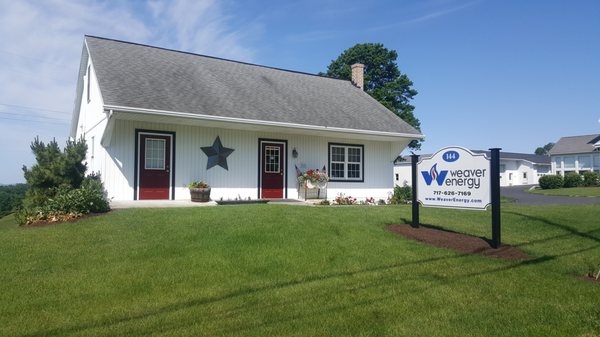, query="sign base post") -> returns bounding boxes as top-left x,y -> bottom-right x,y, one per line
411,154 -> 420,228
489,148 -> 502,248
